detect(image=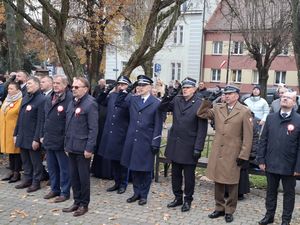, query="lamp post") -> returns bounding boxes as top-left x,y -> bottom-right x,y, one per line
199,0 -> 206,81
226,12 -> 233,84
